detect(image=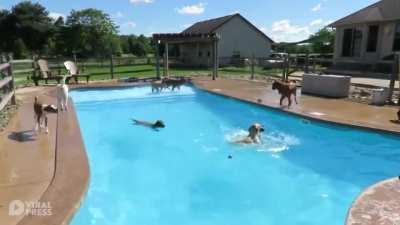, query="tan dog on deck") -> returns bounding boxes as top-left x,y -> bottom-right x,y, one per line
272,80 -> 298,108
235,123 -> 265,144
33,96 -> 48,134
